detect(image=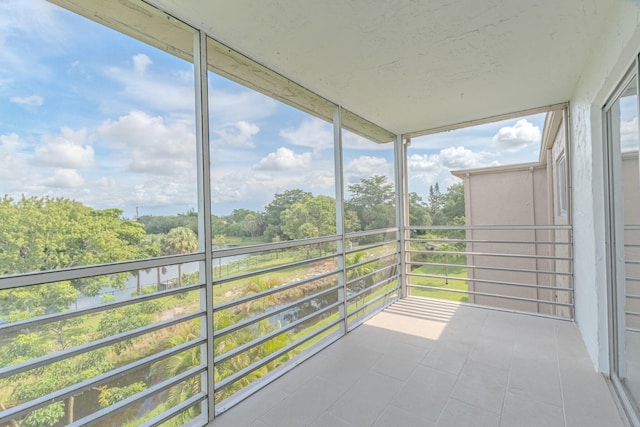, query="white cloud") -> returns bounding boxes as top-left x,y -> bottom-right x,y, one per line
105,55 -> 195,112
209,89 -> 278,124
280,118 -> 333,151
0,133 -> 29,183
439,146 -> 483,169
39,169 -> 84,188
97,110 -> 196,176
213,121 -> 259,147
0,0 -> 66,80
344,156 -> 393,186
621,116 -> 639,152
132,53 -> 152,75
253,147 -> 312,171
33,127 -> 94,168
10,95 -> 43,107
493,119 -> 541,152
408,153 -> 440,172
408,146 -> 488,193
